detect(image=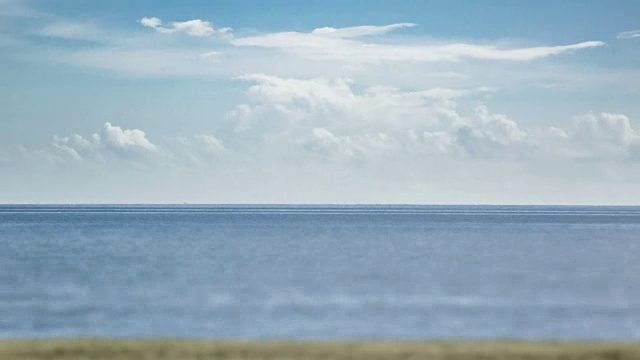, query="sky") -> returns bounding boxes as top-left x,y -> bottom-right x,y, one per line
1,0 -> 640,204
